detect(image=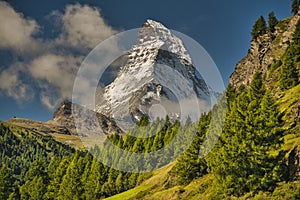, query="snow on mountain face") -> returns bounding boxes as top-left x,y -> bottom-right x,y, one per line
96,19 -> 212,131
137,19 -> 192,65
